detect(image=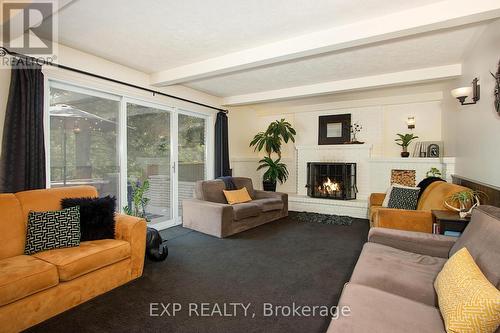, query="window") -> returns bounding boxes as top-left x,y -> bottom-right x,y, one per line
49,85 -> 120,199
